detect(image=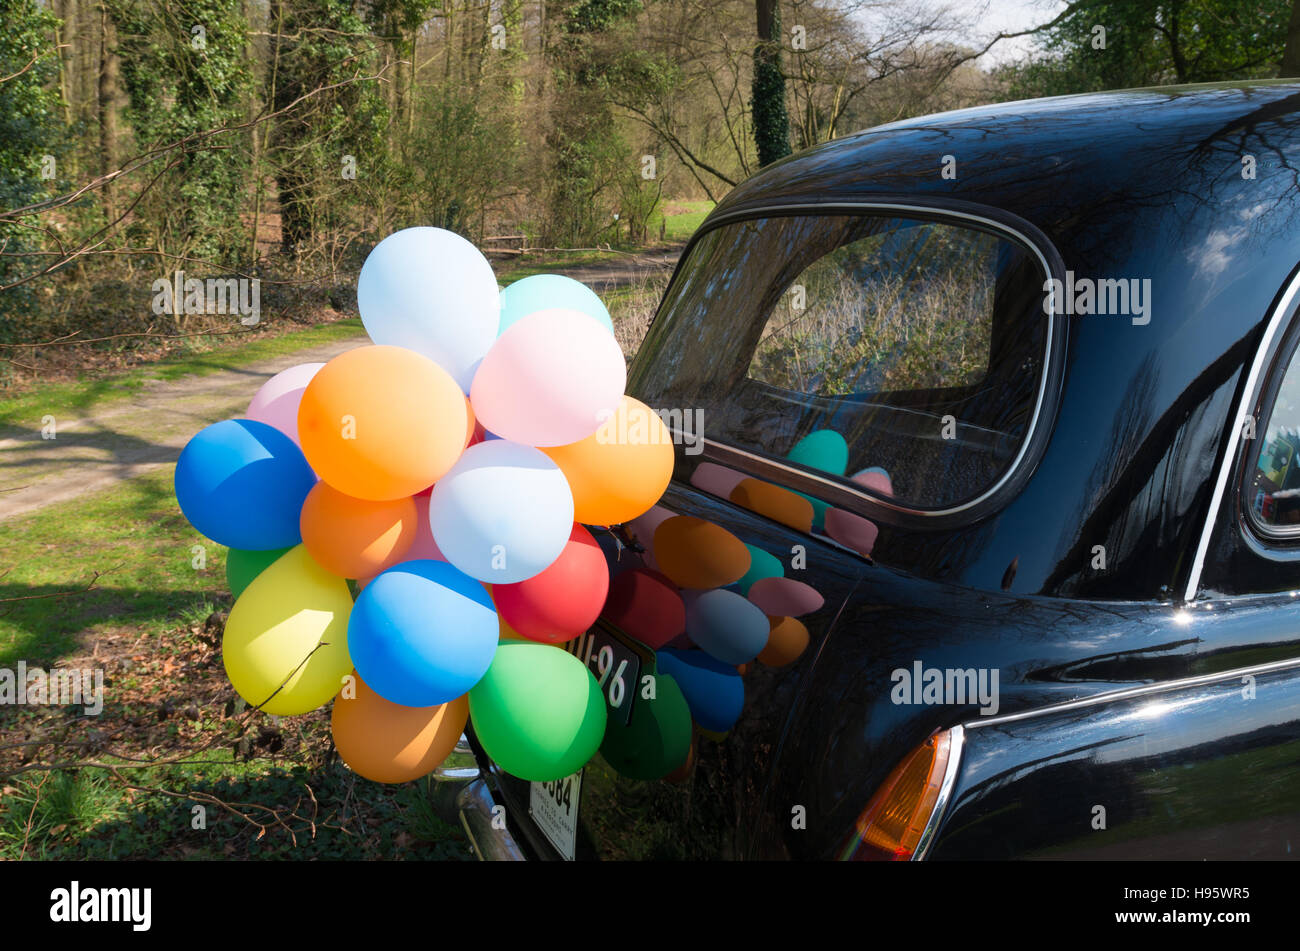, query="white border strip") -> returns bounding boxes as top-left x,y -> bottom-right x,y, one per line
1183,267 -> 1300,601
678,201 -> 1058,519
